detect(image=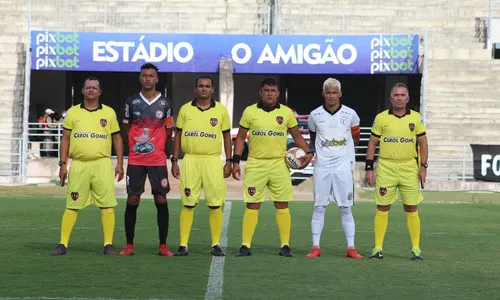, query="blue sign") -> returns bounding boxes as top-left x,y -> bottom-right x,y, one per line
30,31 -> 419,74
